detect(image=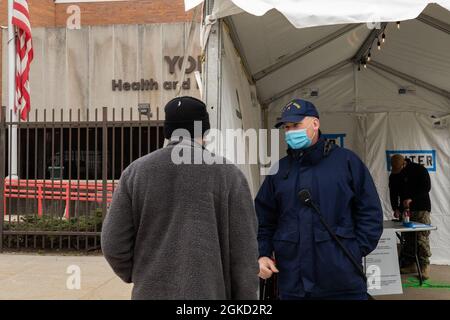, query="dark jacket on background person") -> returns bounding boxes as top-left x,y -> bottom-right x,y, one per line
101,139 -> 259,300
389,159 -> 431,212
255,136 -> 383,299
